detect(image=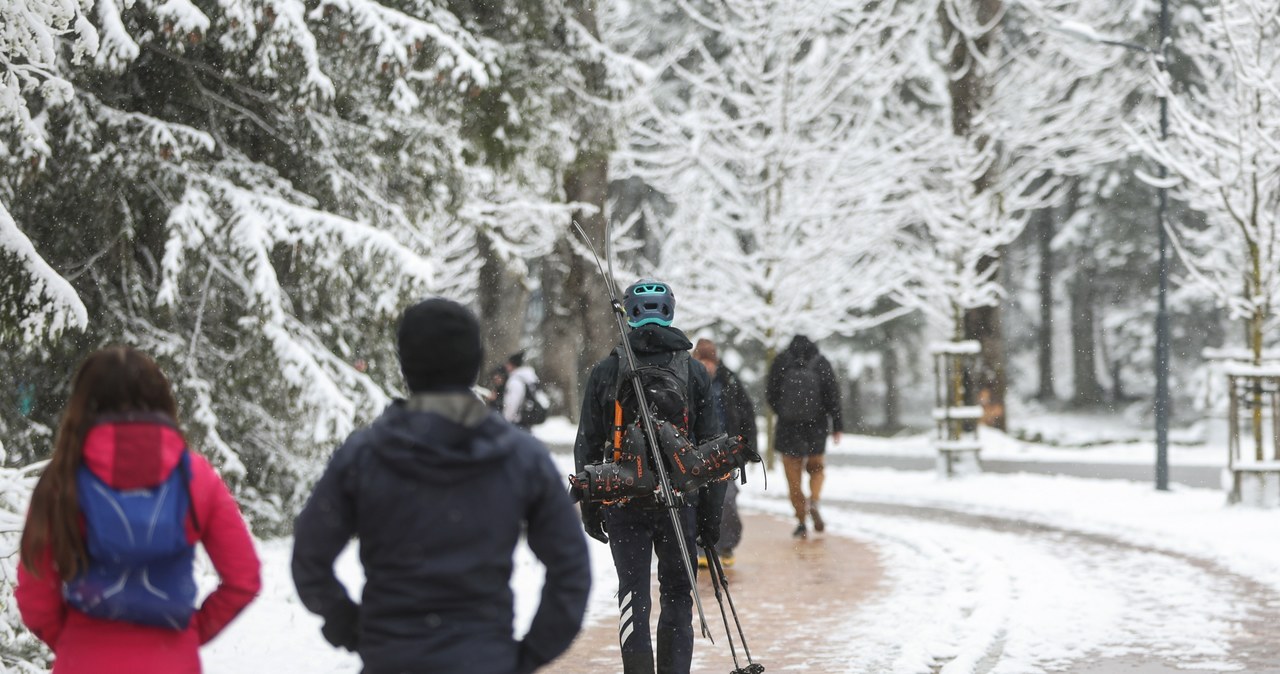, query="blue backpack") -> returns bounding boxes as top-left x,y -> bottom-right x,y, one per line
63,452 -> 199,630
